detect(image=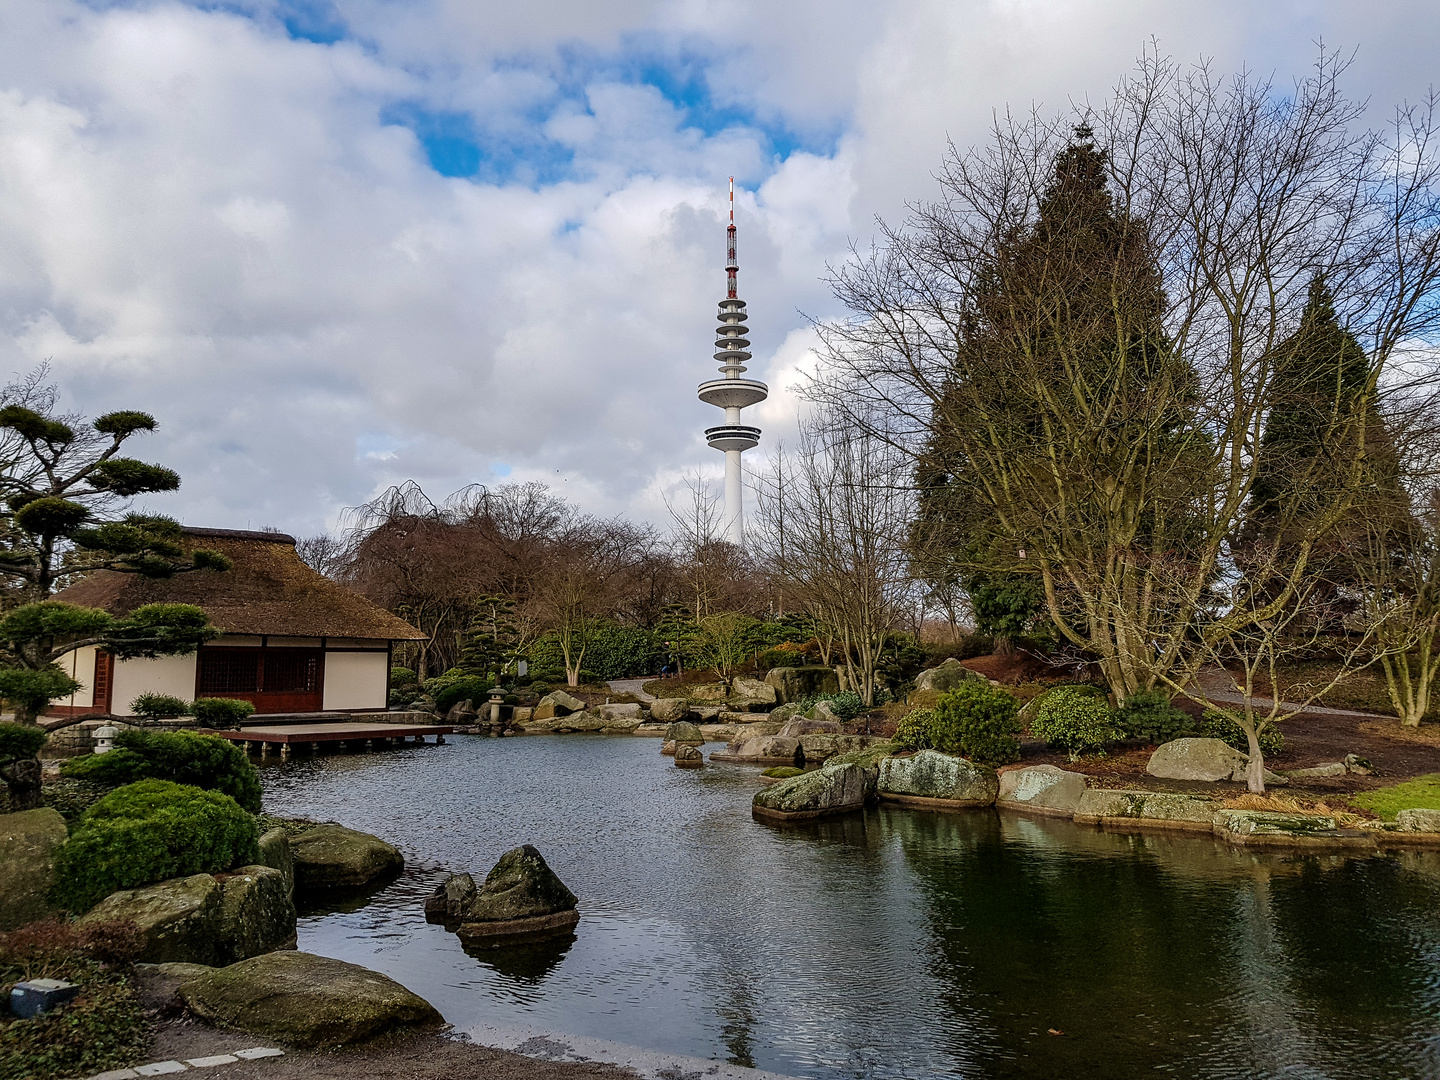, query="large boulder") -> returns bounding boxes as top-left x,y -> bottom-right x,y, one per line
217,865 -> 297,964
778,718 -> 841,739
178,951 -> 441,1046
798,733 -> 884,763
996,765 -> 1088,814
445,700 -> 478,724
649,698 -> 692,723
256,828 -> 294,897
77,874 -> 225,965
752,760 -> 876,821
532,691 -> 586,720
878,750 -> 999,806
596,703 -> 641,721
0,808 -> 66,931
1396,808 -> 1440,832
664,721 -> 705,744
1146,738 -> 1248,782
914,658 -> 981,694
730,677 -> 778,706
764,666 -> 840,704
291,824 -> 403,890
